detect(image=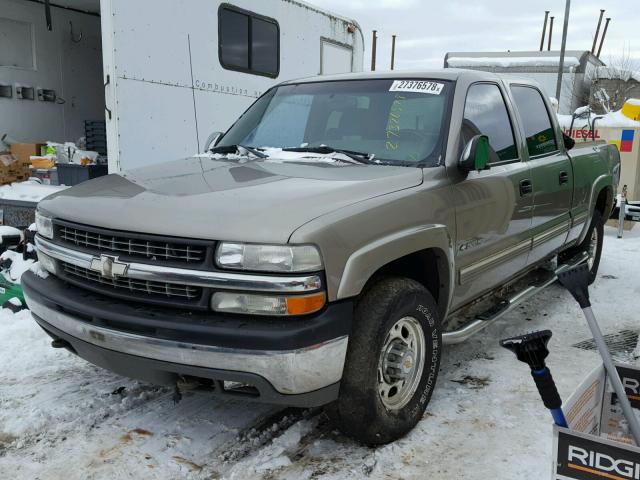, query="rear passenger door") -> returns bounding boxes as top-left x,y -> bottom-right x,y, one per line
509,85 -> 573,265
452,83 -> 533,307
